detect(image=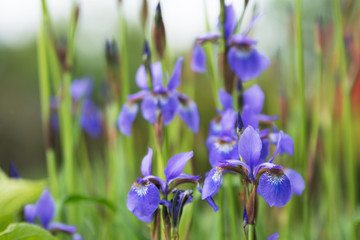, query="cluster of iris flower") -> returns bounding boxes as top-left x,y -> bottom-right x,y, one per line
50,77 -> 103,138
24,189 -> 82,240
